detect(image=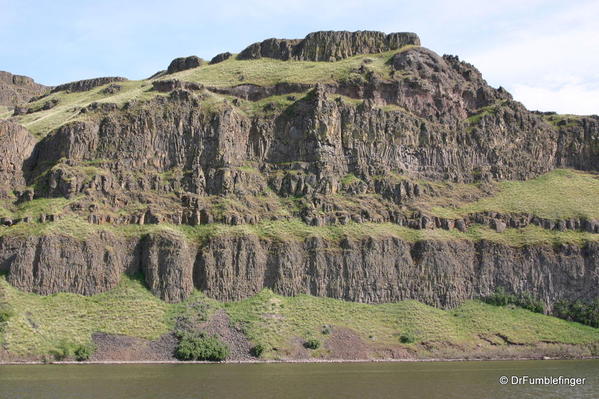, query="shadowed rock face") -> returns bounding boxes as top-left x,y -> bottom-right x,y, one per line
238,30 -> 420,61
209,52 -> 232,65
141,231 -> 195,303
0,121 -> 37,197
0,232 -> 139,296
0,71 -> 48,106
0,232 -> 596,309
166,56 -> 204,74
